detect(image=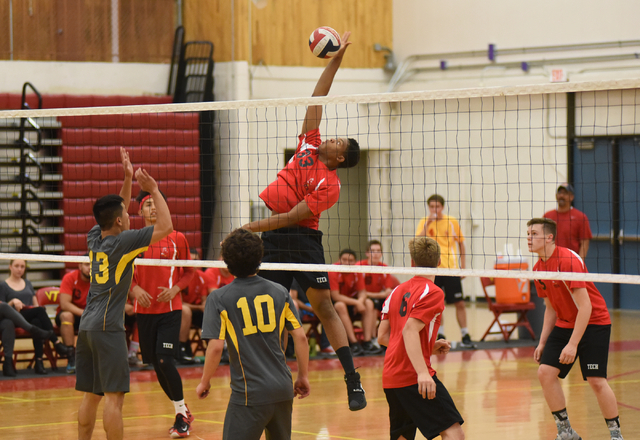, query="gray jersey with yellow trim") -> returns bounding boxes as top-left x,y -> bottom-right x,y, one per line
80,224 -> 153,332
202,275 -> 302,406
